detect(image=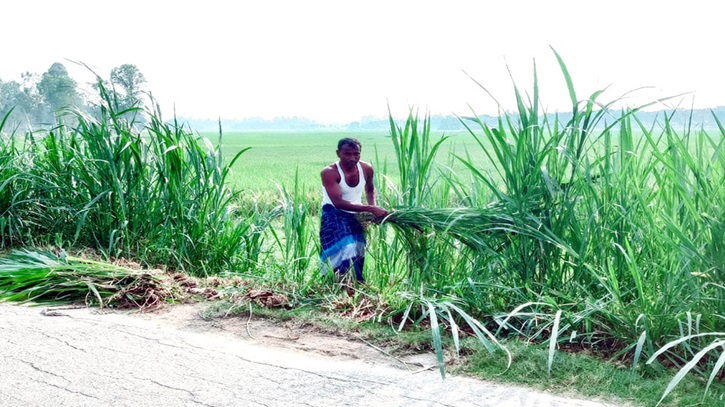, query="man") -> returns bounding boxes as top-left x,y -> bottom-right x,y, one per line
319,137 -> 388,284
